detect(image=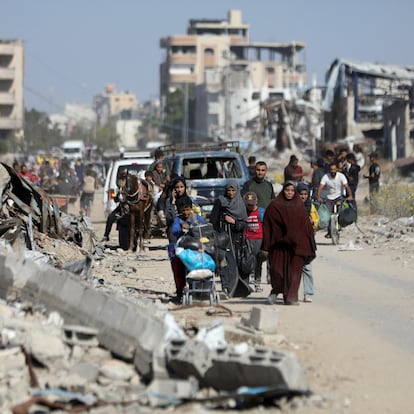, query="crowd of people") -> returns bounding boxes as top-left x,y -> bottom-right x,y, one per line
13,145 -> 381,306
100,145 -> 381,305
11,157 -> 101,214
